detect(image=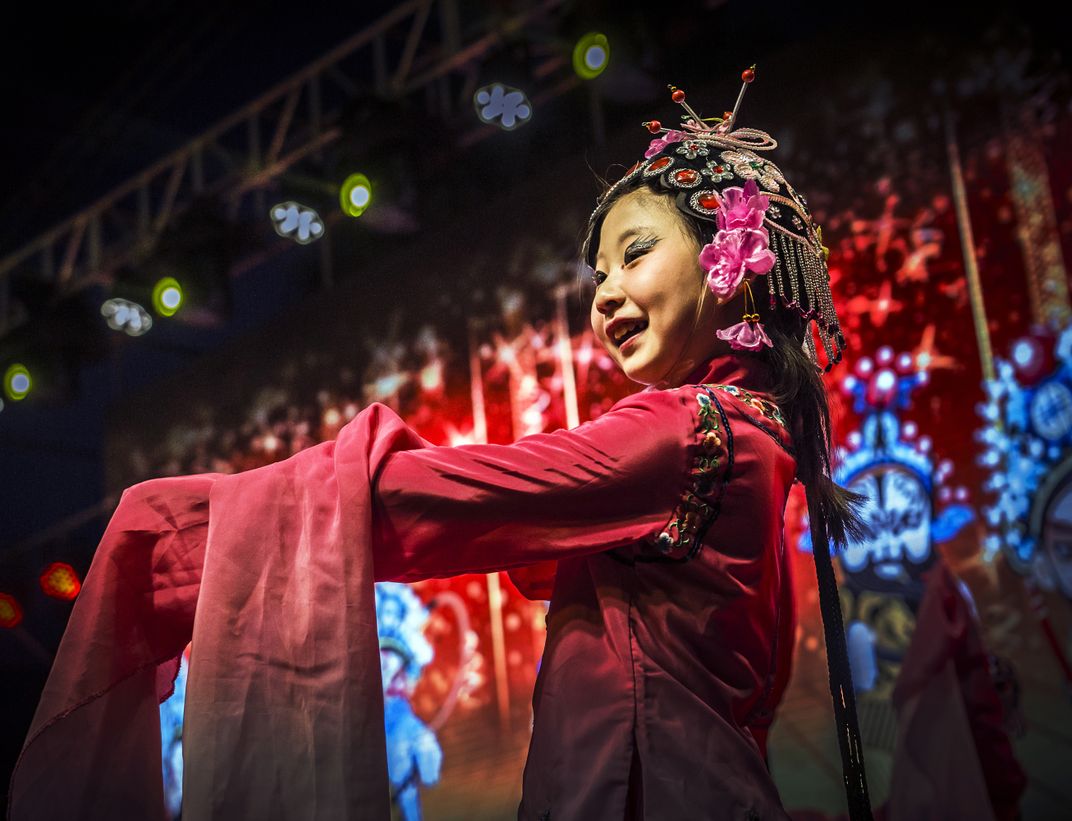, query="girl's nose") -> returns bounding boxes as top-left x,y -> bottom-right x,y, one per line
594,274 -> 625,317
